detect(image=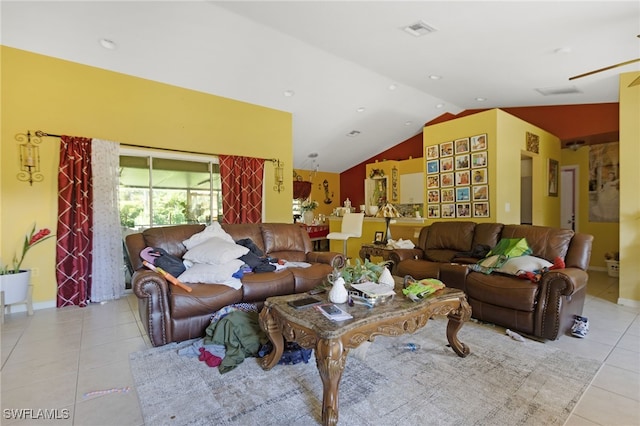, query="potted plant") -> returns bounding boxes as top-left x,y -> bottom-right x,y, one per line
339,258 -> 392,286
1,224 -> 54,306
300,199 -> 318,225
